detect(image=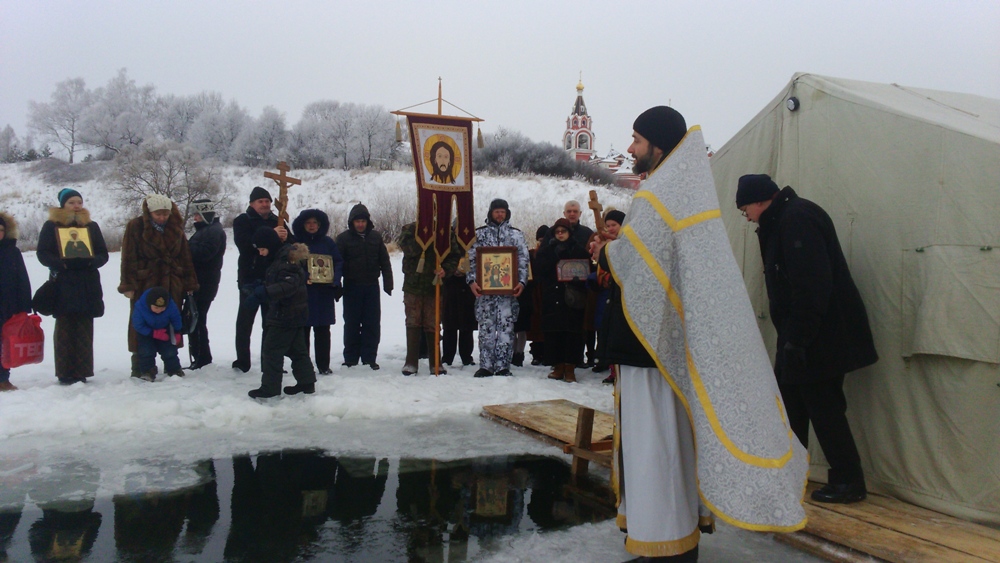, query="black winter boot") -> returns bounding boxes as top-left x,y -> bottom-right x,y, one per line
283,383 -> 315,395
511,352 -> 524,367
248,387 -> 280,399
